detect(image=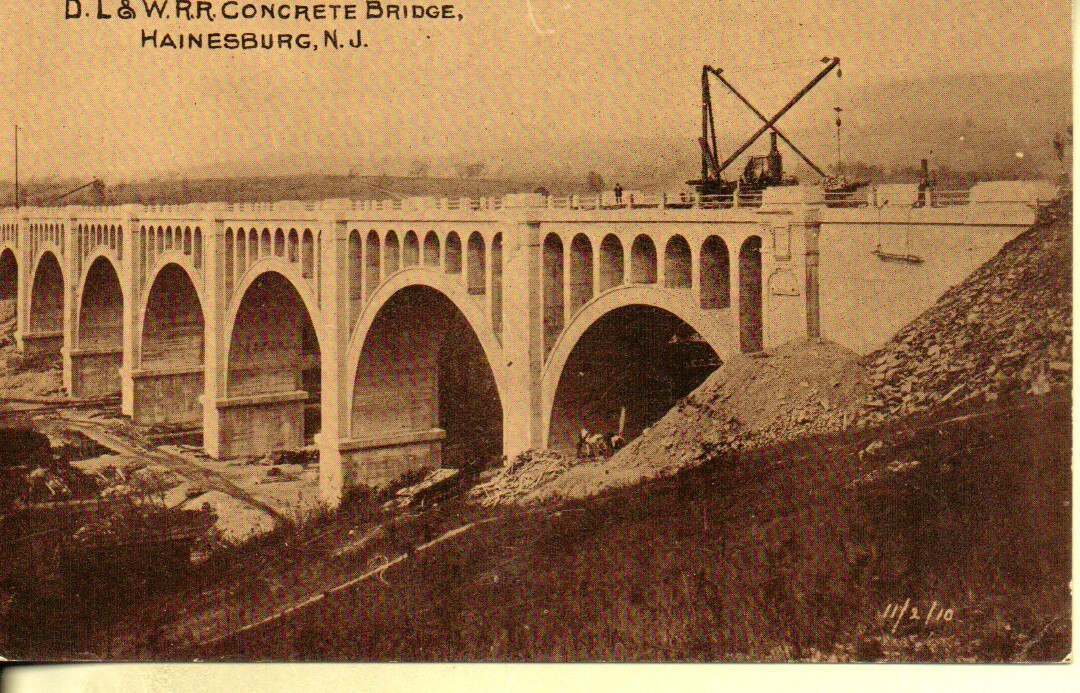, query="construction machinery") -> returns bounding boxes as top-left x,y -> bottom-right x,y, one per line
688,57 -> 852,201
